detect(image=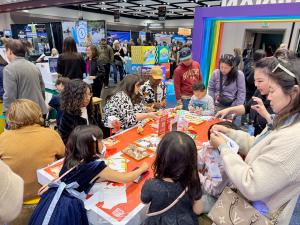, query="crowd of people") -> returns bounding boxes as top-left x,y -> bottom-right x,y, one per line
0,35 -> 300,225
